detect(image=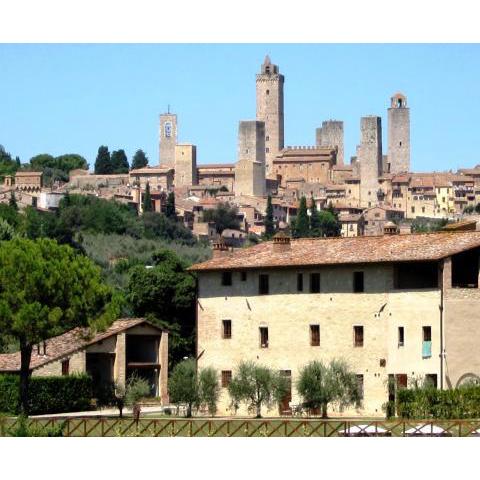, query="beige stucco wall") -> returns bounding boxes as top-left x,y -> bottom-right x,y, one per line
33,350 -> 86,377
197,265 -> 442,417
444,288 -> 480,388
